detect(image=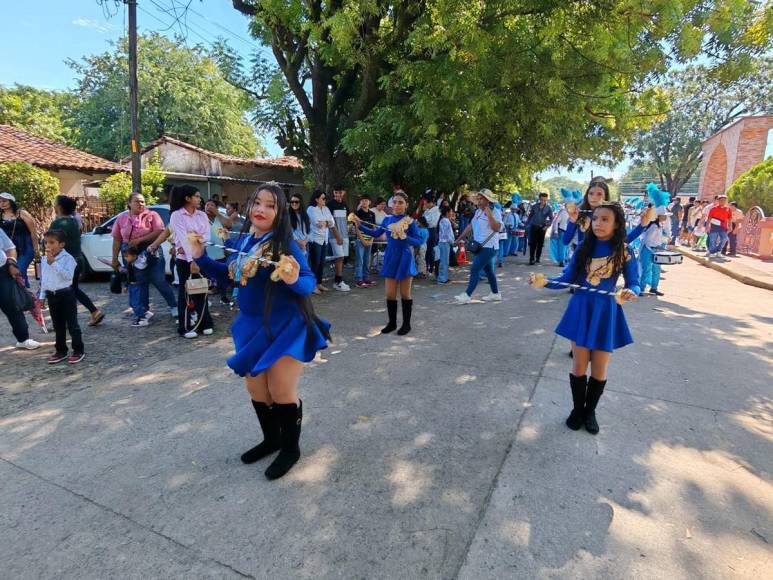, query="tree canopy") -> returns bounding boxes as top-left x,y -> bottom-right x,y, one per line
68,32 -> 264,161
727,157 -> 773,214
0,85 -> 78,144
231,0 -> 772,195
628,58 -> 772,195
